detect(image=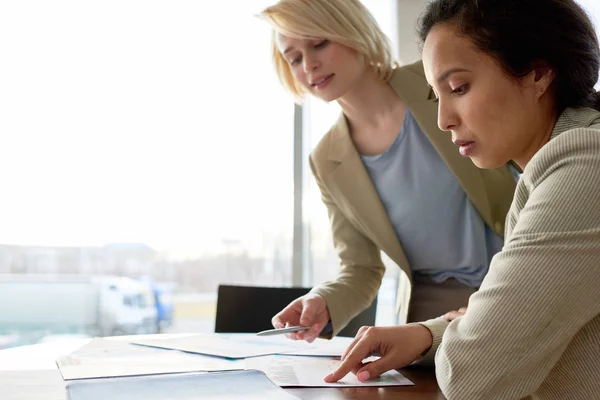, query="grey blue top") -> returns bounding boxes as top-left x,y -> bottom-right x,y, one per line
360,109 -> 503,287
